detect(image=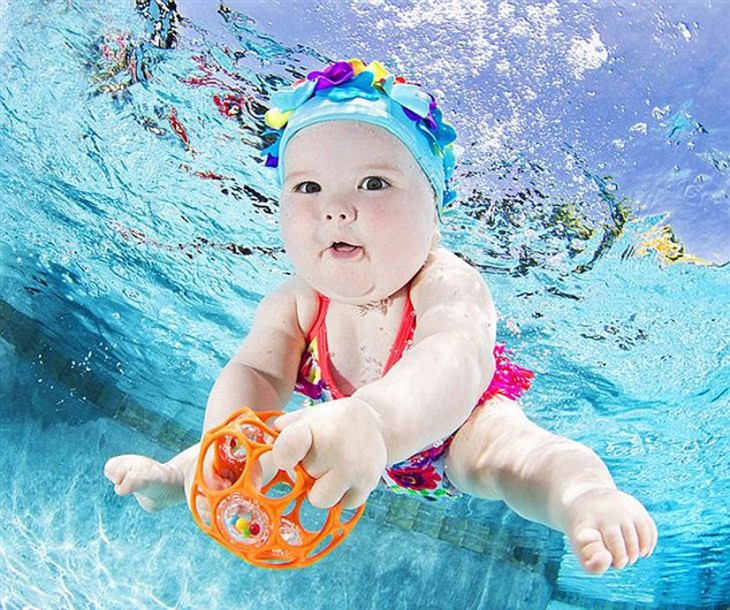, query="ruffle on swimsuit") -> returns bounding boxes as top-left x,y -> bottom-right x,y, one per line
294,287 -> 534,502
